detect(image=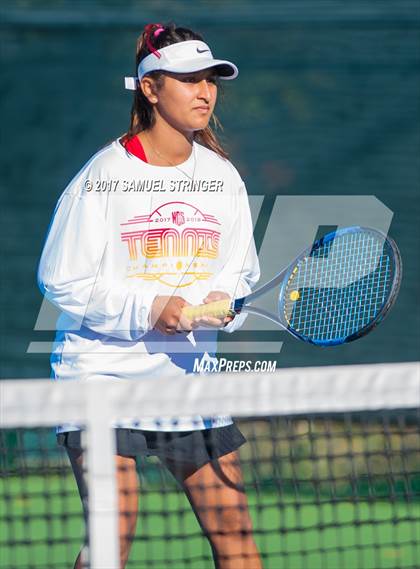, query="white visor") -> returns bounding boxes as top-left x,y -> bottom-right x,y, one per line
124,40 -> 238,90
